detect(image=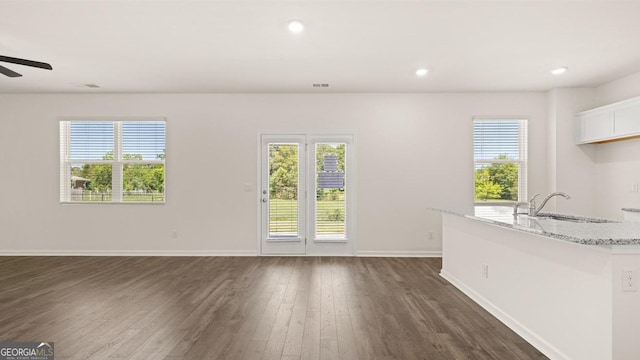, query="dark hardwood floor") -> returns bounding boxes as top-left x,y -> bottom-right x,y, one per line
0,256 -> 547,360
